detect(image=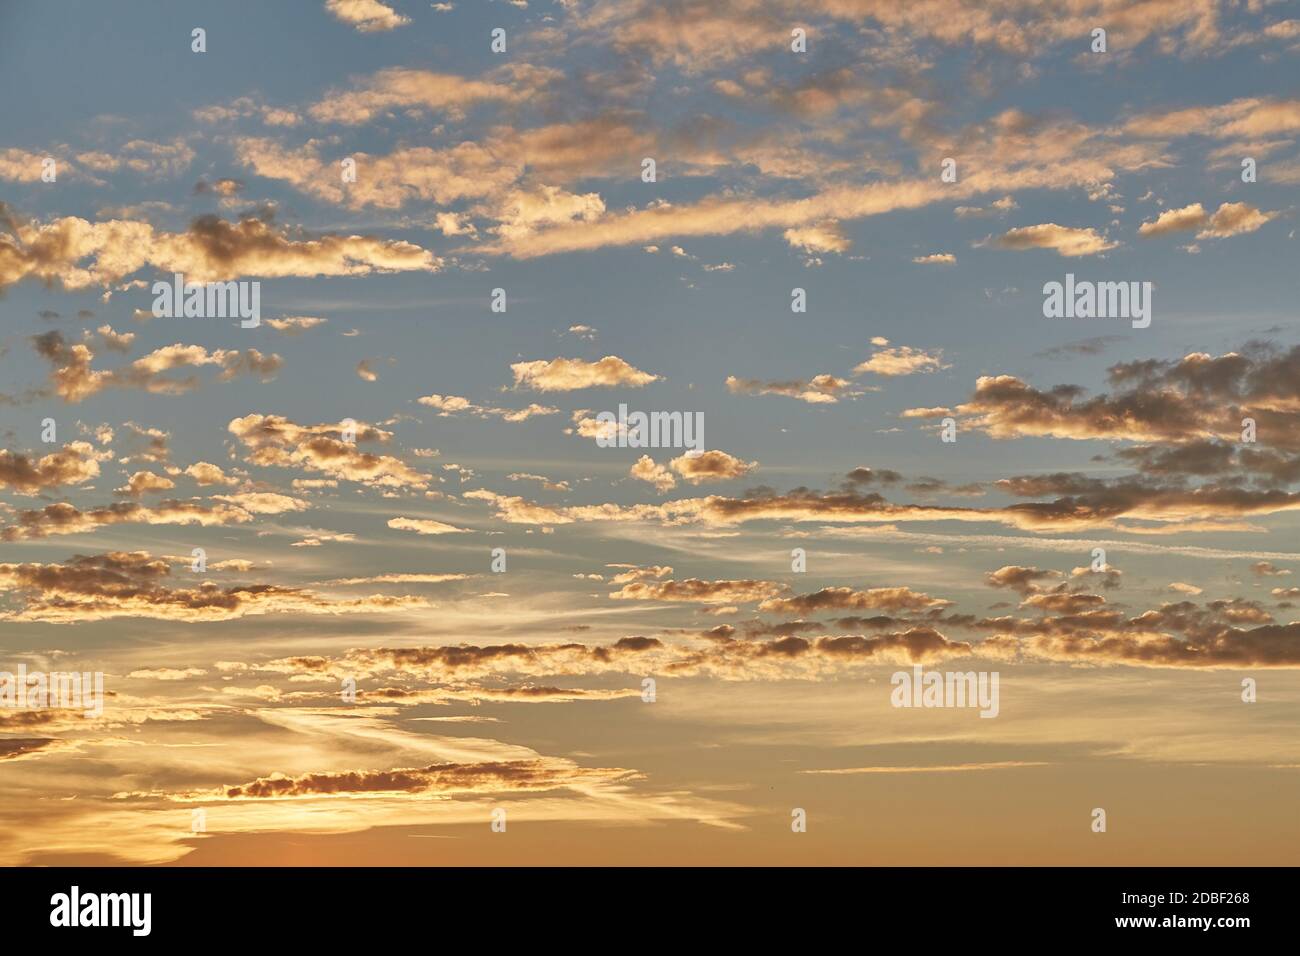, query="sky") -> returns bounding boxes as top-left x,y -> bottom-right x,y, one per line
1,0 -> 1299,866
